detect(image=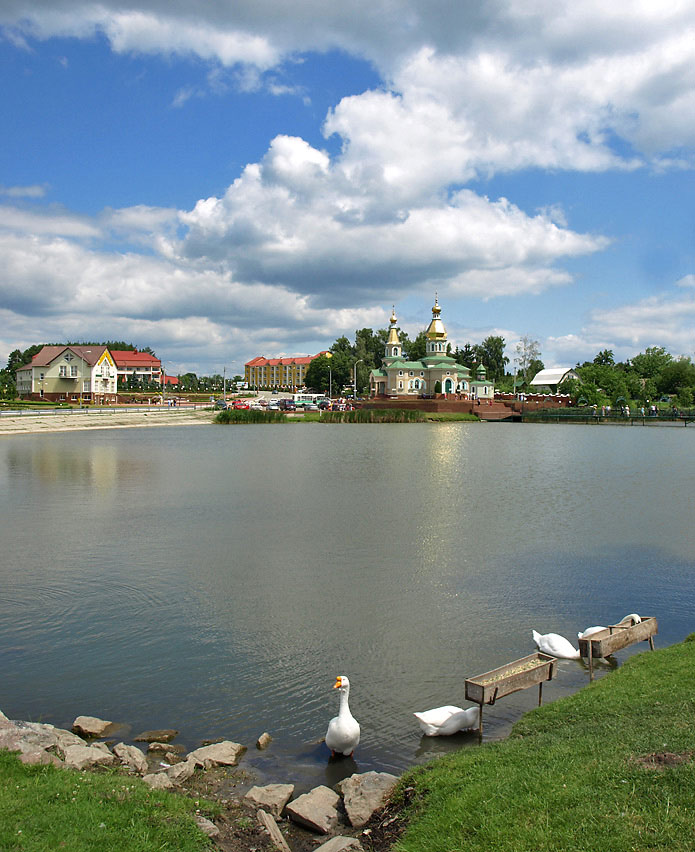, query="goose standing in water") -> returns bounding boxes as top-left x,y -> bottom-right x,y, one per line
532,630 -> 581,660
325,675 -> 360,757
